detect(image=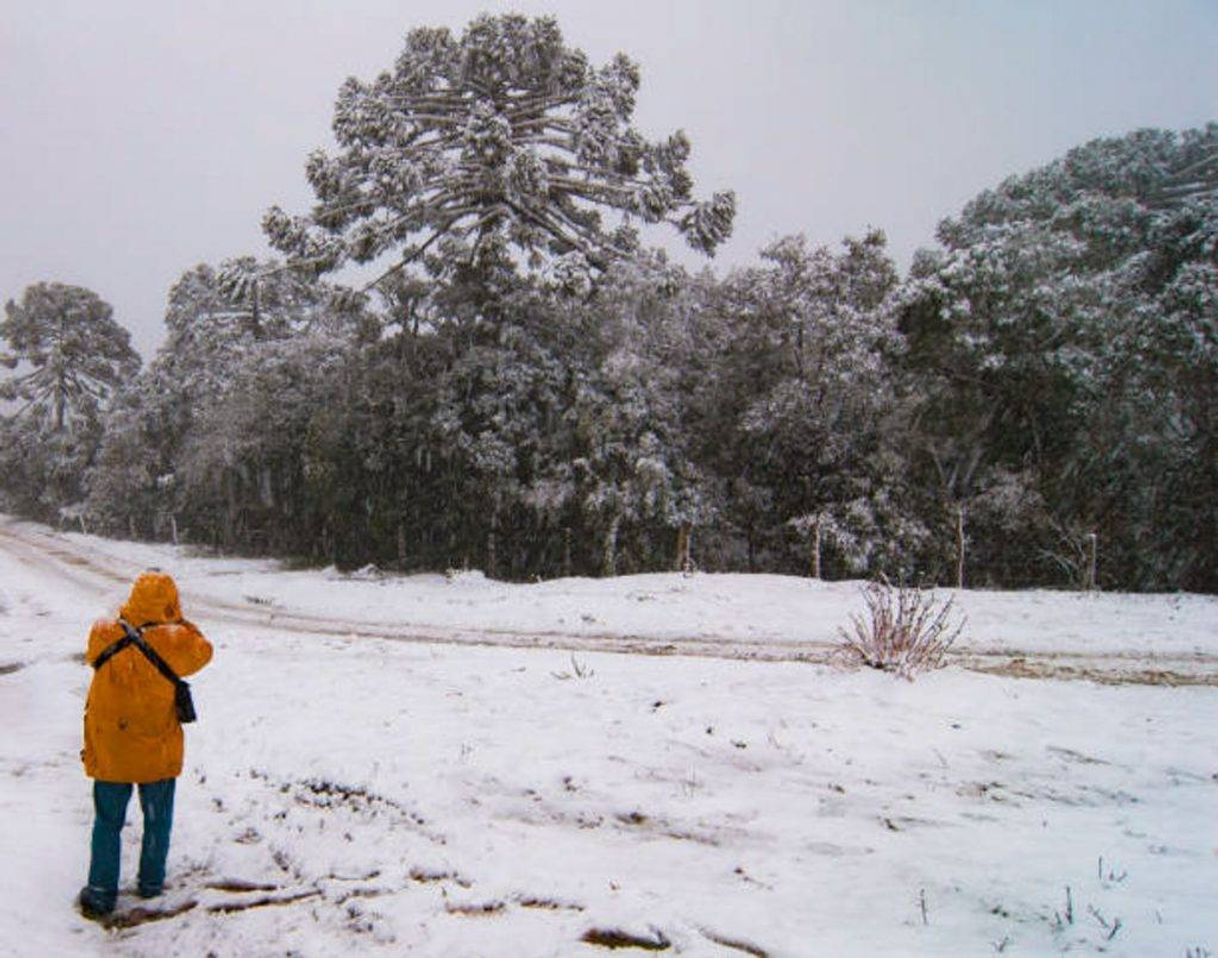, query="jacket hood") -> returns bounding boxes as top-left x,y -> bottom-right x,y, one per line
120,570 -> 182,626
